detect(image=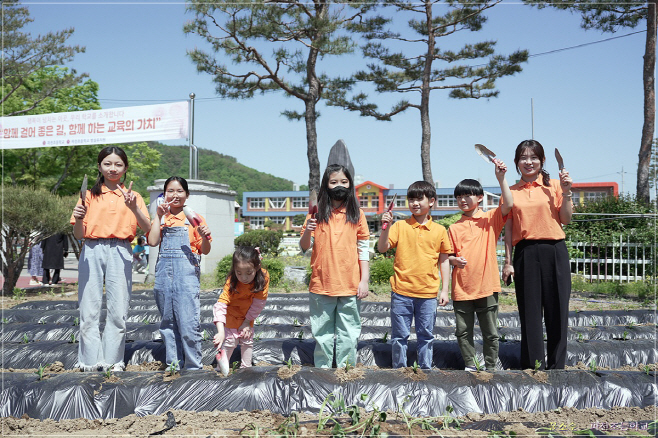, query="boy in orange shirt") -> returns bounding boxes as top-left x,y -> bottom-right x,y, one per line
379,181 -> 452,369
448,160 -> 513,371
